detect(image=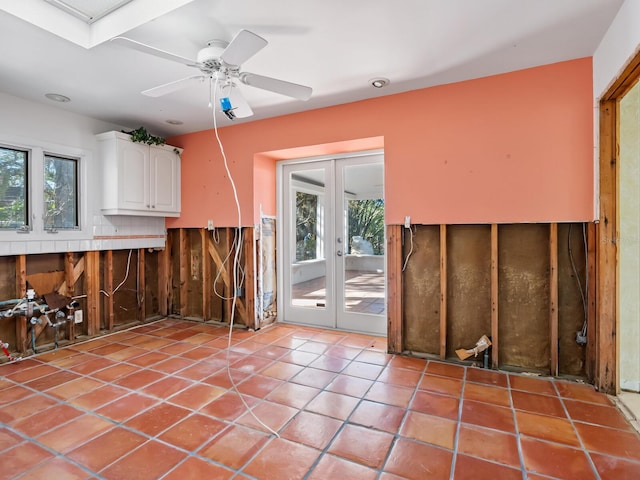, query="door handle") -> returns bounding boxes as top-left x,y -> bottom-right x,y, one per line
336,250 -> 343,256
